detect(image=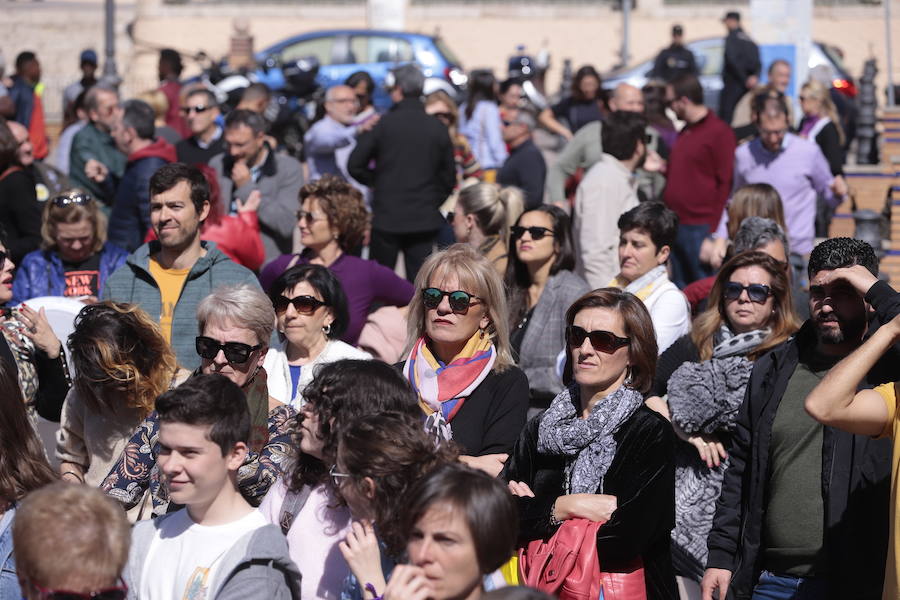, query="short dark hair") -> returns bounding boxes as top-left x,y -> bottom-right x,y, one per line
345,71 -> 375,95
156,374 -> 250,455
224,109 -> 267,136
669,73 -> 704,105
617,201 -> 678,253
15,51 -> 37,72
159,48 -> 183,76
808,237 -> 879,279
402,464 -> 518,574
149,163 -> 210,215
753,92 -> 789,120
768,59 -> 791,76
601,111 -> 647,161
121,99 -> 156,140
499,78 -> 521,95
269,264 -> 350,339
391,64 -> 425,98
570,65 -> 604,103
241,82 -> 271,103
186,87 -> 218,108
